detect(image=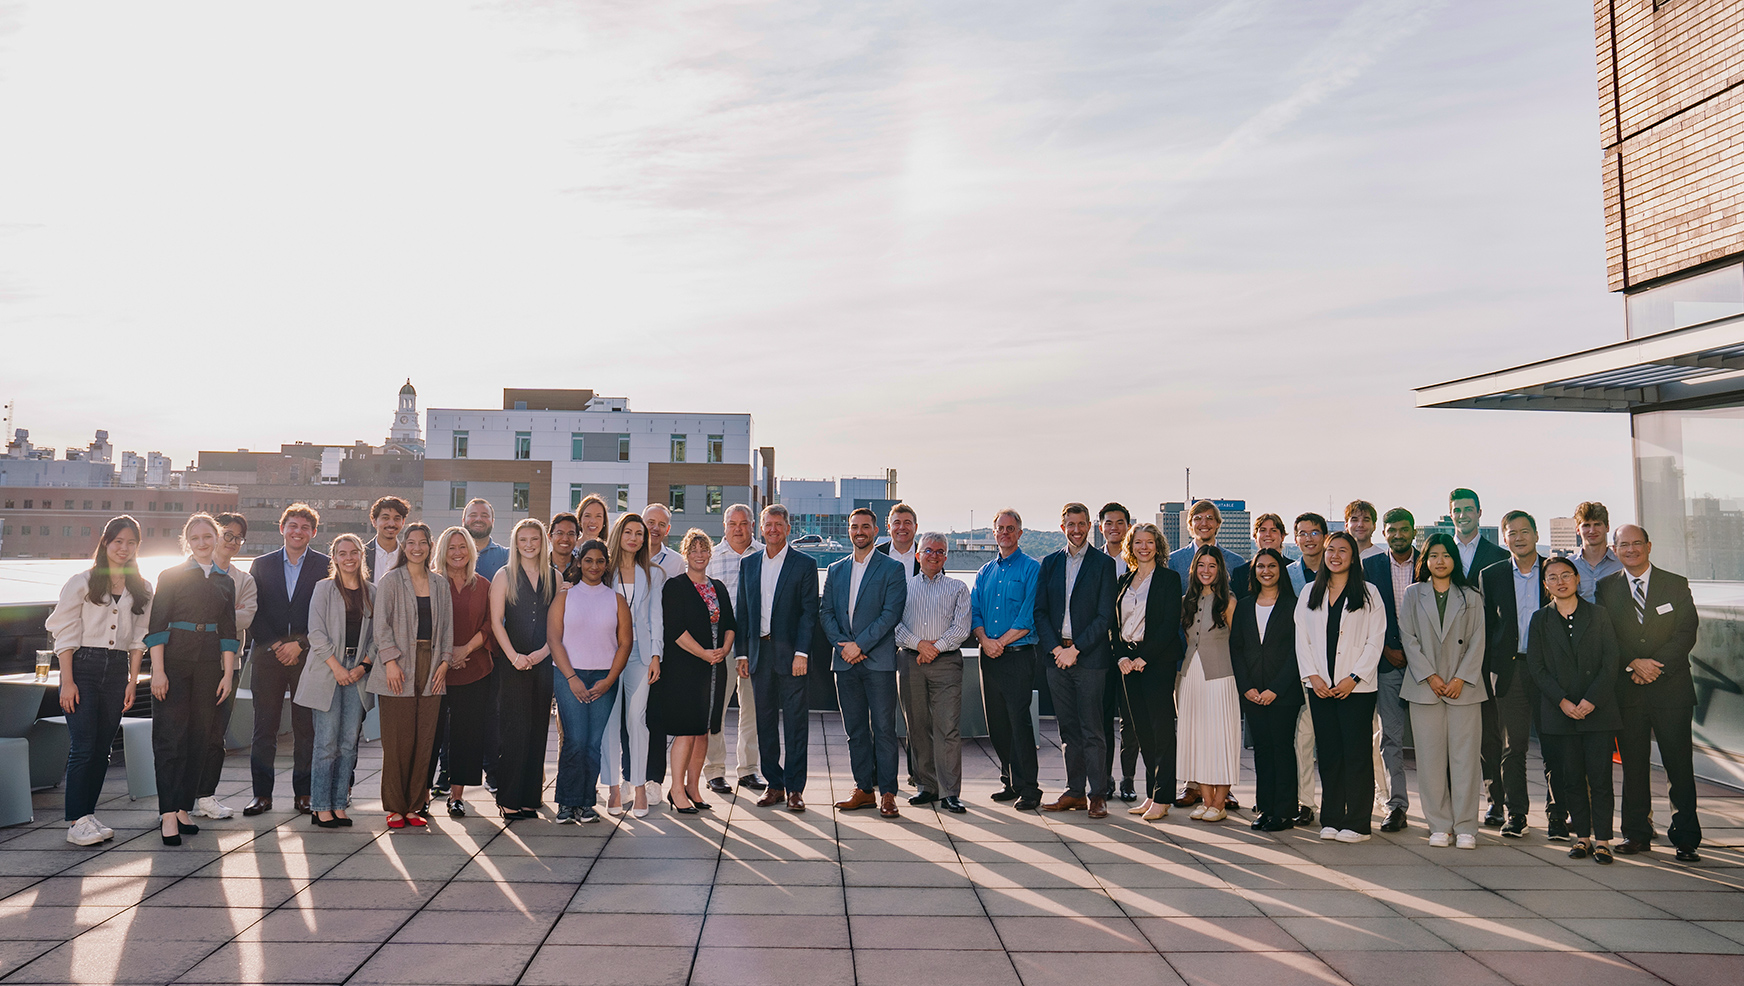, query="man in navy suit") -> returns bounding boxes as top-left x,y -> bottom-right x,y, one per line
736,505 -> 819,812
1477,511 -> 1552,838
1036,503 -> 1118,818
823,508 -> 909,818
243,504 -> 329,816
1362,508 -> 1420,833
